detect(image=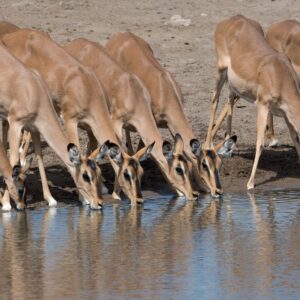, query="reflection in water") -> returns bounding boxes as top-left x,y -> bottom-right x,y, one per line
0,191 -> 300,300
